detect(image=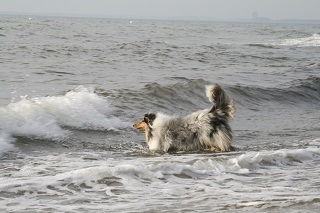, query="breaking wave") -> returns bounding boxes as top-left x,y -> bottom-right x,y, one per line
277,34 -> 320,47
248,34 -> 320,48
1,76 -> 319,156
0,87 -> 129,156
